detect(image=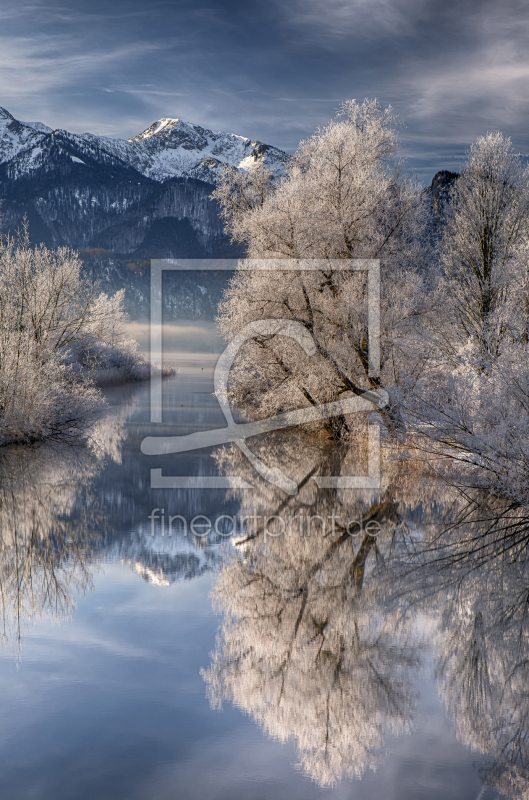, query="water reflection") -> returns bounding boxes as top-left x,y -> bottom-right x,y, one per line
0,451 -> 101,650
0,371 -> 240,652
0,393 -> 138,649
203,427 -> 427,786
203,426 -> 529,796
2,363 -> 529,798
410,496 -> 529,800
